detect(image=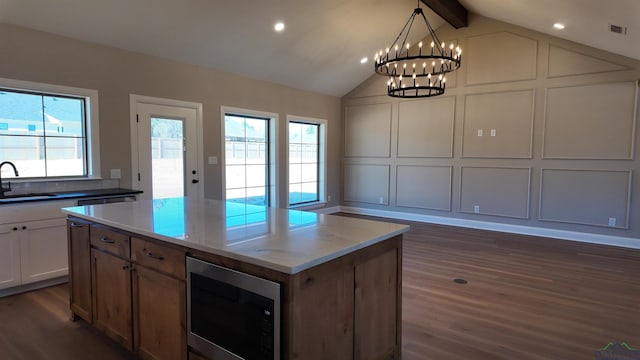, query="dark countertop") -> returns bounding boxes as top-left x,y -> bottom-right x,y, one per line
0,188 -> 143,205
